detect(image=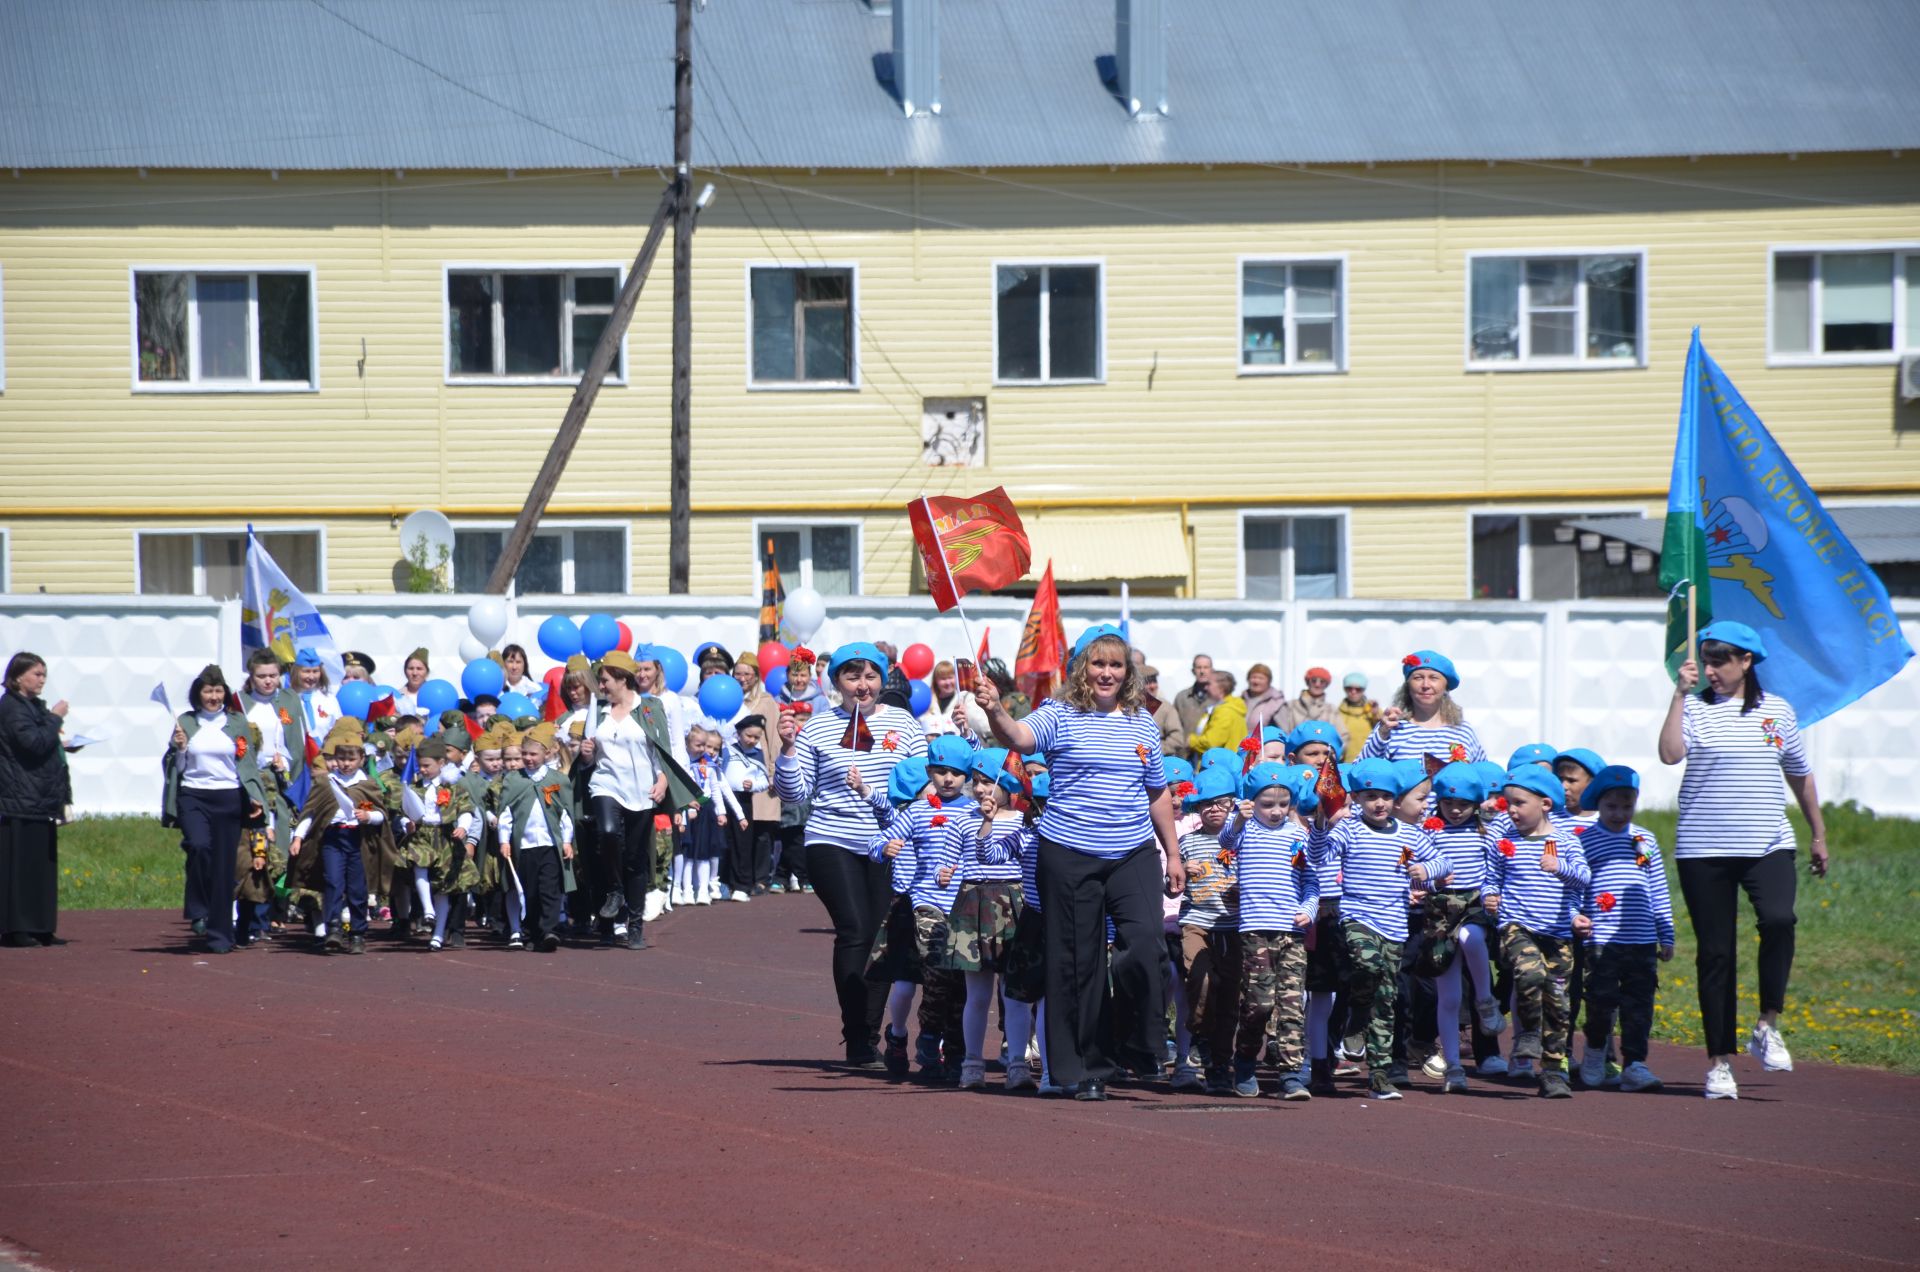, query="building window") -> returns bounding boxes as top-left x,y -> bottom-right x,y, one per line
749,266 -> 854,385
1771,248 -> 1919,362
1240,514 -> 1345,599
760,523 -> 857,596
452,525 -> 628,595
1467,252 -> 1643,368
137,530 -> 322,598
995,263 -> 1101,383
1240,259 -> 1344,372
445,268 -> 622,382
132,269 -> 315,389
1470,513 -> 1664,600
